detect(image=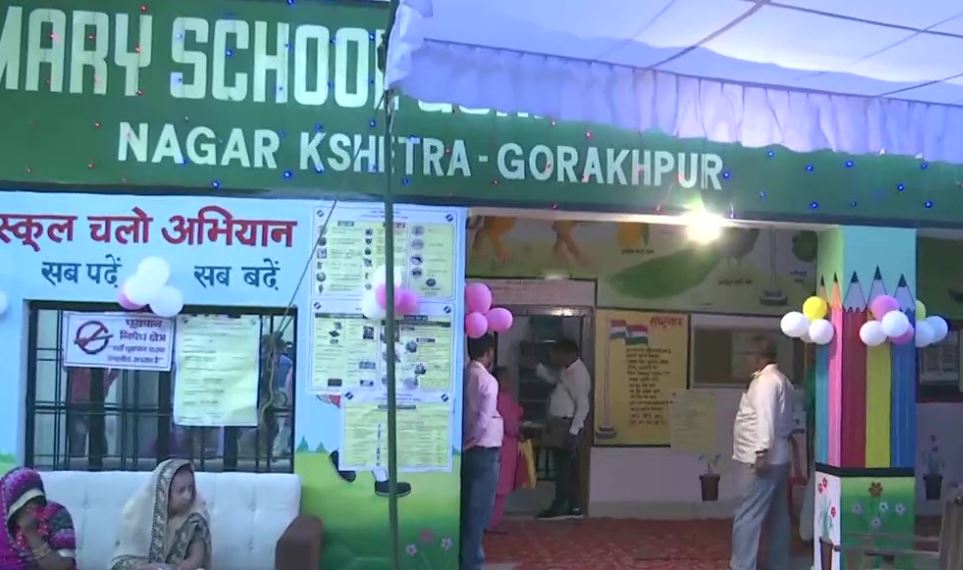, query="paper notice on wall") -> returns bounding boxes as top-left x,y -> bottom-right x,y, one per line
339,392 -> 453,473
62,312 -> 174,371
173,315 -> 260,427
669,390 -> 717,454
